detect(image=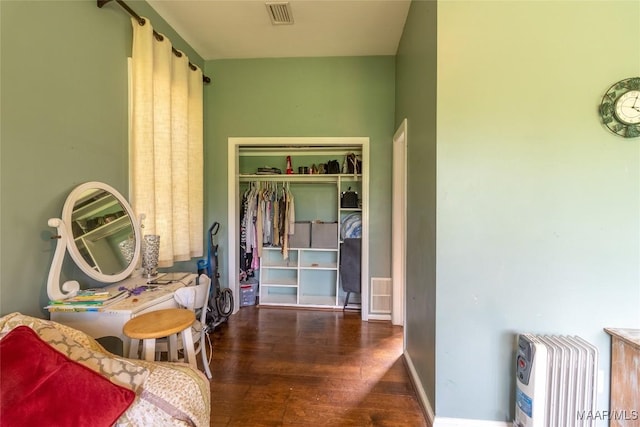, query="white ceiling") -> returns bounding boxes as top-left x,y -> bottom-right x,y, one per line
146,0 -> 411,60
